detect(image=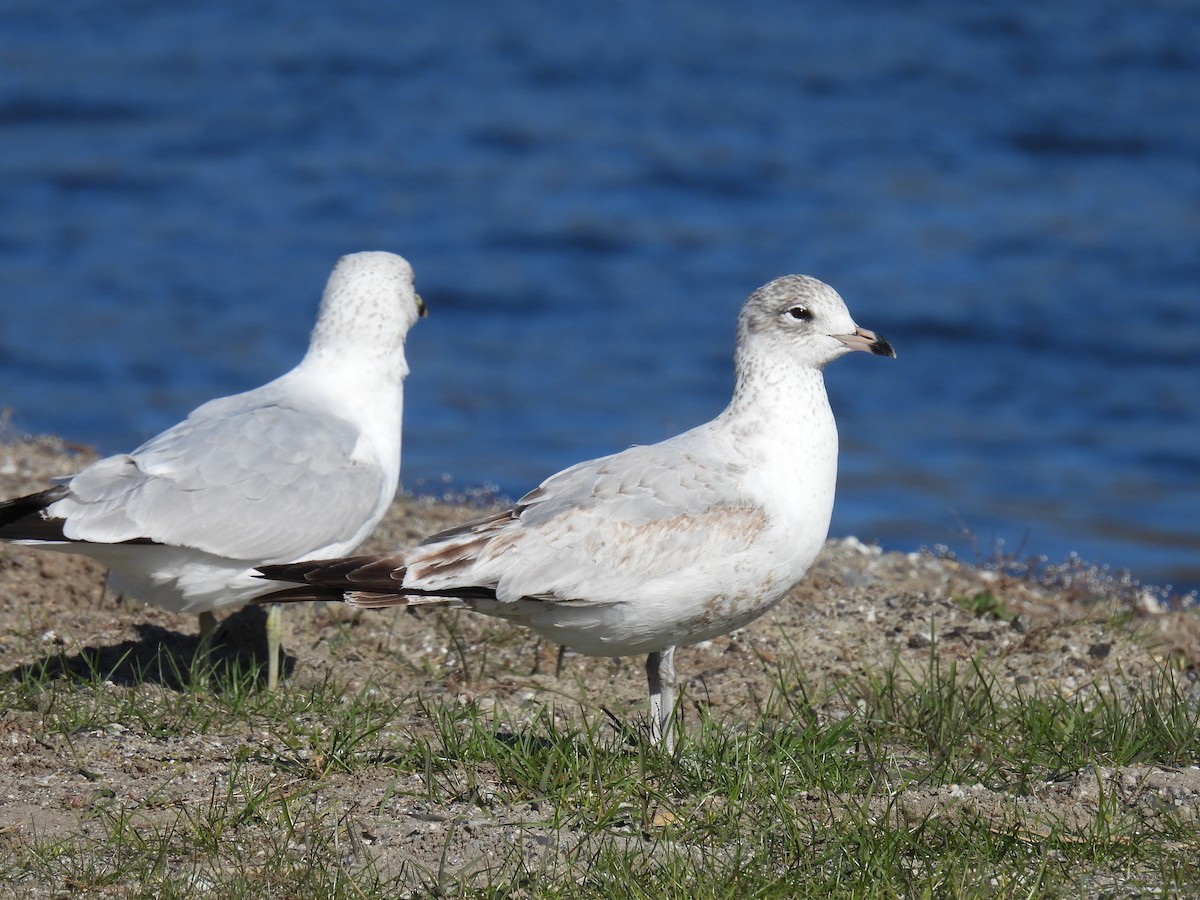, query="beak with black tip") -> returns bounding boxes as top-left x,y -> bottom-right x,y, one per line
416,293 -> 429,317
835,327 -> 896,358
